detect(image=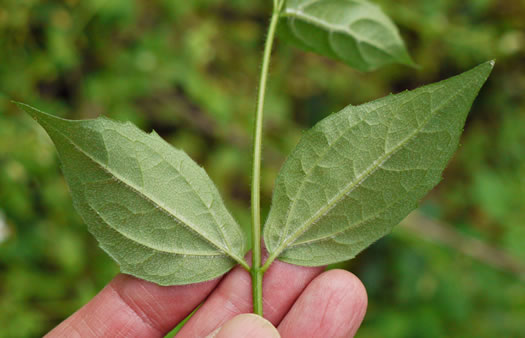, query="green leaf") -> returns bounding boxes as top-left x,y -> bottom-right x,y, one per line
263,61 -> 494,267
279,0 -> 415,71
18,104 -> 248,285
